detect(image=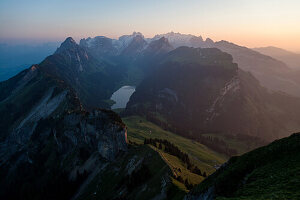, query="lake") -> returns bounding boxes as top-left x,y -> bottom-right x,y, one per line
110,86 -> 136,109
